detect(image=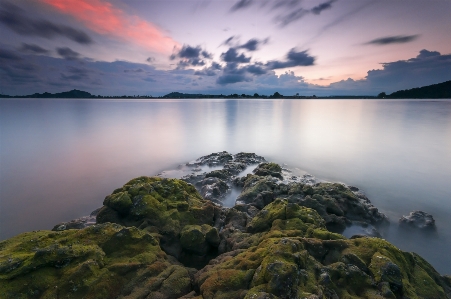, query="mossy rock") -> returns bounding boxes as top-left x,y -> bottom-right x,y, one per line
180,224 -> 220,255
194,225 -> 449,299
253,163 -> 283,180
0,223 -> 192,299
246,199 -> 326,233
97,176 -> 218,256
